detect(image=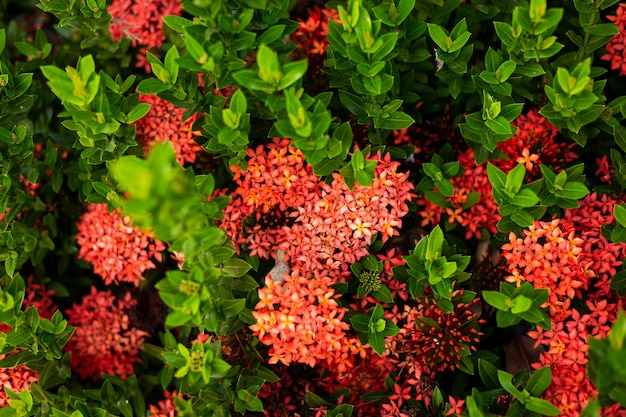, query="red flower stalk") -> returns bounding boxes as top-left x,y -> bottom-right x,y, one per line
135,94 -> 204,166
65,286 -> 148,380
75,203 -> 165,286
